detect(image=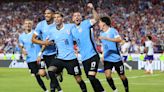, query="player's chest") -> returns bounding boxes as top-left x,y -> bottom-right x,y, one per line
54,29 -> 71,40
102,32 -> 114,41
73,28 -> 89,40
22,37 -> 33,47
22,34 -> 32,42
